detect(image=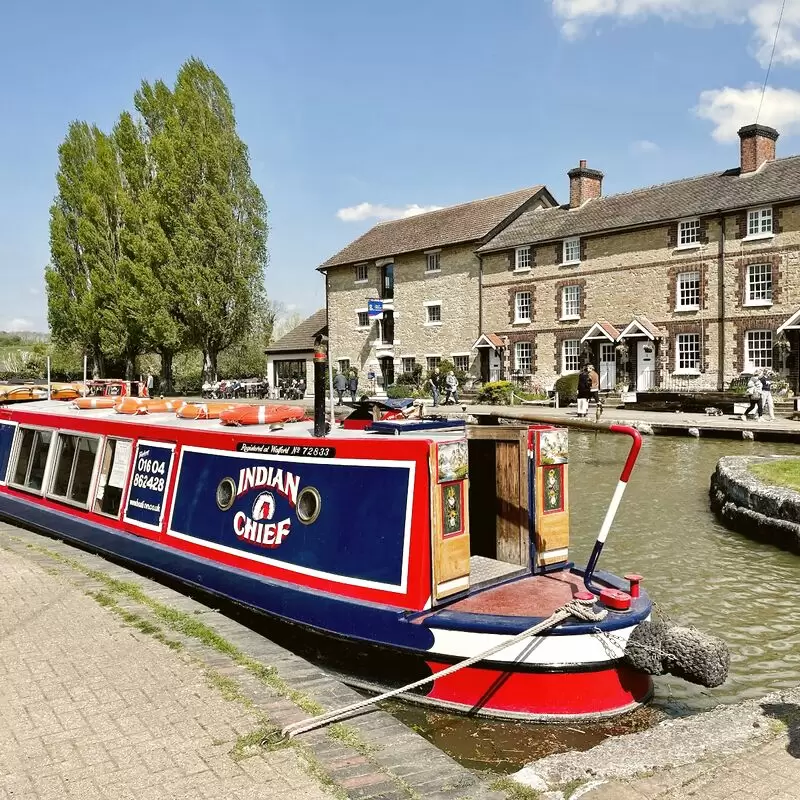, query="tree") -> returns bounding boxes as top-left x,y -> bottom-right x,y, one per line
140,59 -> 268,383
